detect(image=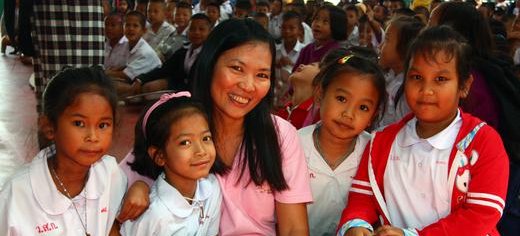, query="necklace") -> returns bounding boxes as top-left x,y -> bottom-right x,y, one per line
50,160 -> 90,236
313,124 -> 356,170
